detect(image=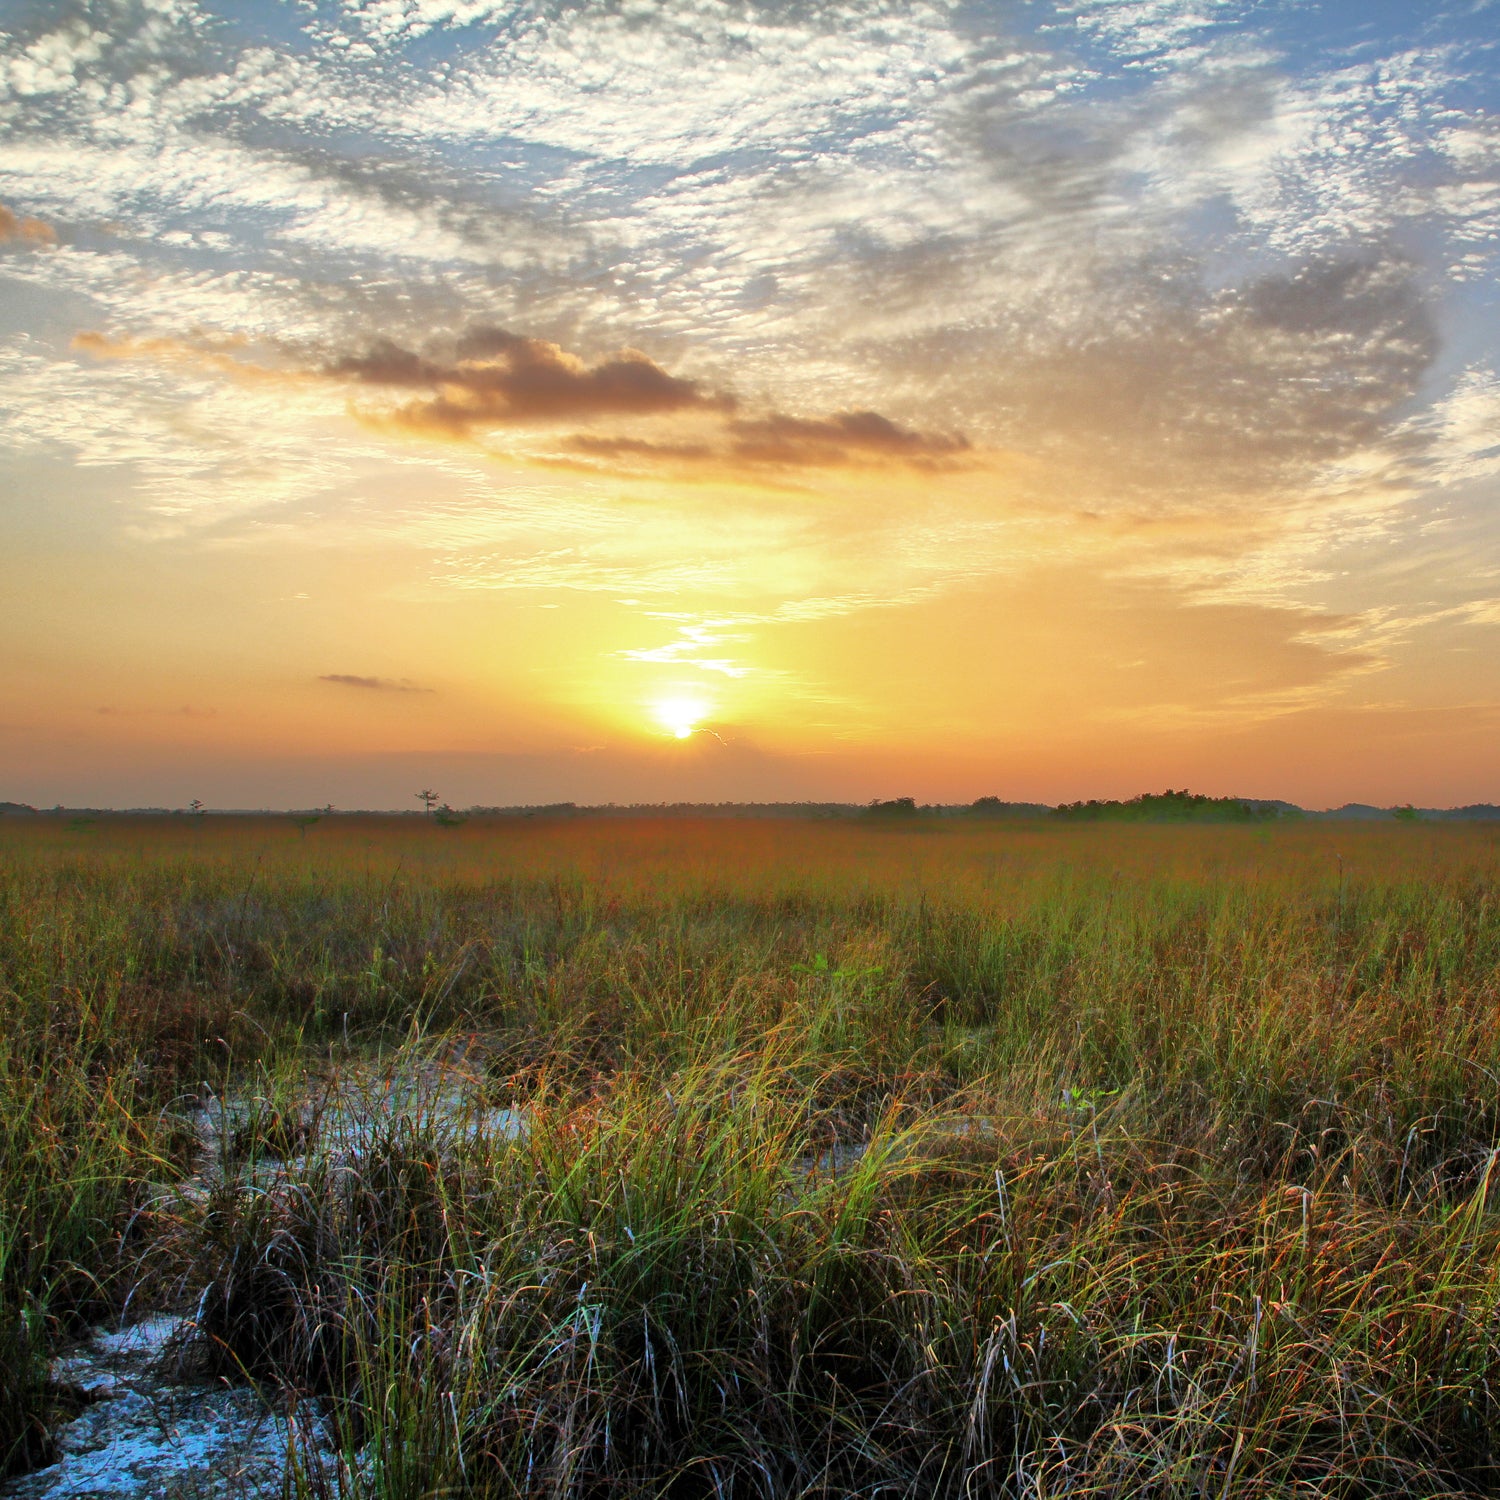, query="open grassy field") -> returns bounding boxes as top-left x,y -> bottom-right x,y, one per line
2,813 -> 1499,1496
